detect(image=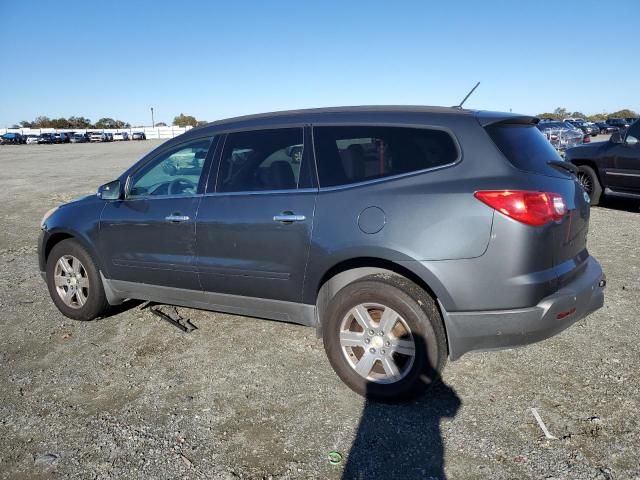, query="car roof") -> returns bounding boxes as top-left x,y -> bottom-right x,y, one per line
181,105 -> 533,139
